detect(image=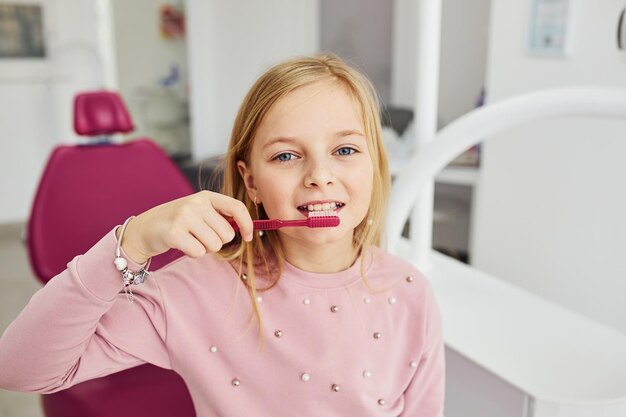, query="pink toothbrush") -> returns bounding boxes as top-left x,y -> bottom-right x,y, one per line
228,210 -> 340,231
